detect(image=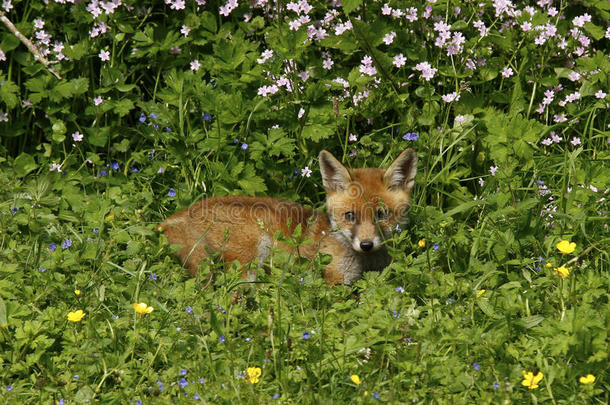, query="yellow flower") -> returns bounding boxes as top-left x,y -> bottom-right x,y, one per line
579,374 -> 595,385
556,240 -> 576,254
477,289 -> 486,297
545,262 -> 553,268
67,310 -> 86,322
1,322 -> 8,328
245,367 -> 261,384
74,289 -> 81,296
521,371 -> 543,389
417,239 -> 426,248
350,374 -> 362,385
133,302 -> 154,314
554,266 -> 570,279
